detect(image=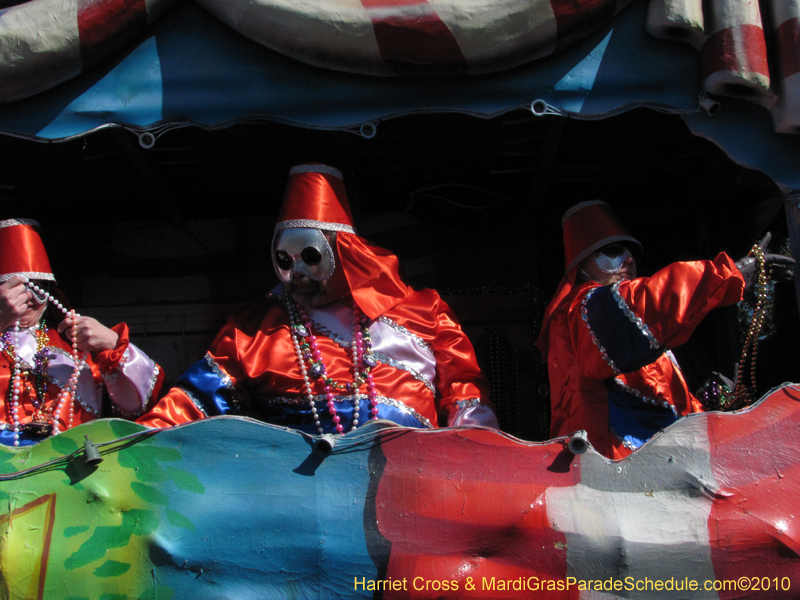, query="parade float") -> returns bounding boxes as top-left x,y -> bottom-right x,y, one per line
1,0 -> 800,597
